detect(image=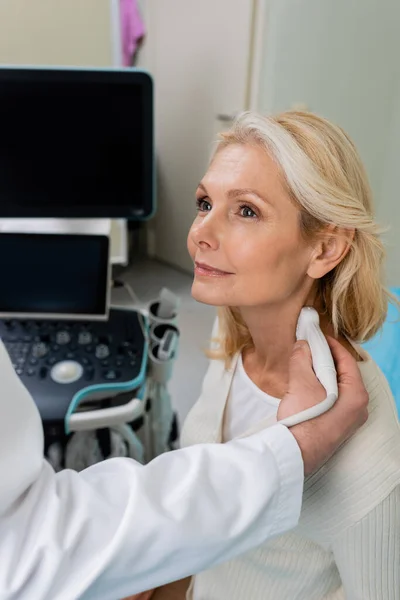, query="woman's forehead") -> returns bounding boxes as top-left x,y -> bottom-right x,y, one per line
202,144 -> 290,204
